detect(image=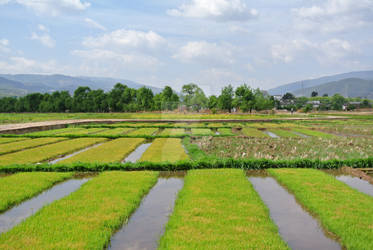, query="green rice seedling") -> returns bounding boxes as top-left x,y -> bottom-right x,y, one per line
160,128 -> 187,136
269,169 -> 373,249
0,171 -> 158,249
60,128 -> 108,135
25,127 -> 85,136
241,127 -> 269,137
217,128 -> 235,136
191,128 -> 214,136
0,138 -> 29,145
207,123 -> 229,128
292,128 -> 336,139
127,128 -> 159,136
0,138 -> 107,165
270,129 -> 299,138
60,138 -> 145,163
0,172 -> 73,212
0,137 -> 65,155
159,169 -> 288,249
140,138 -> 189,162
93,128 -> 133,136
